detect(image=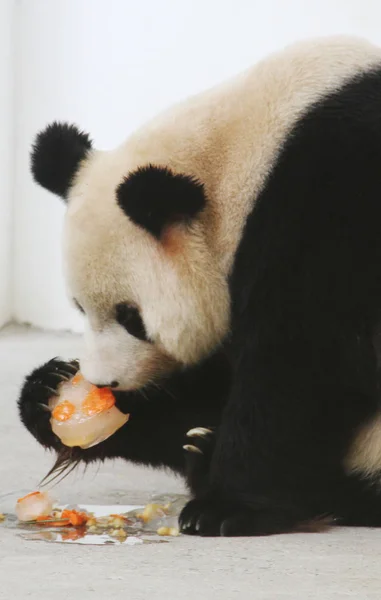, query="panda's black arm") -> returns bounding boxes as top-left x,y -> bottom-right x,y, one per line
18,351 -> 230,481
